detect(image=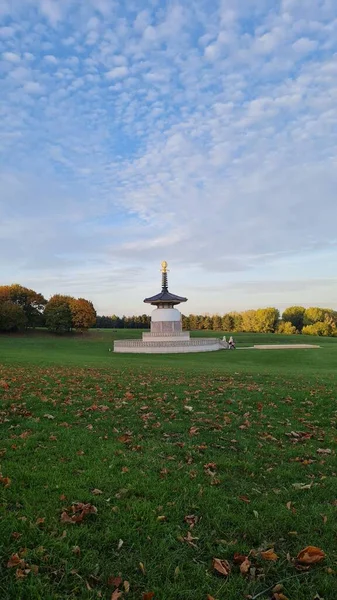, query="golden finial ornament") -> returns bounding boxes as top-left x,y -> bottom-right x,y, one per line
161,260 -> 168,273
